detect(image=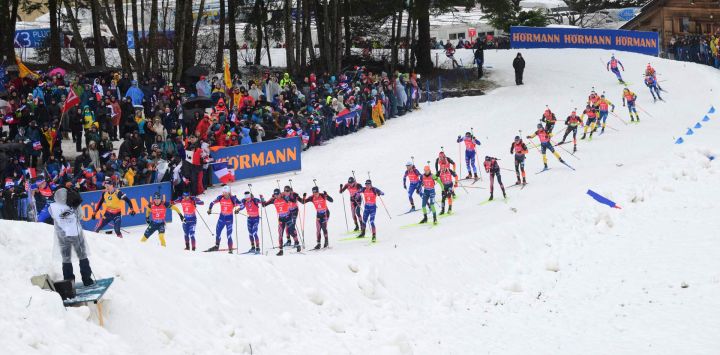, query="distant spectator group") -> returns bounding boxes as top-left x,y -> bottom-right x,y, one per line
667,33 -> 720,69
